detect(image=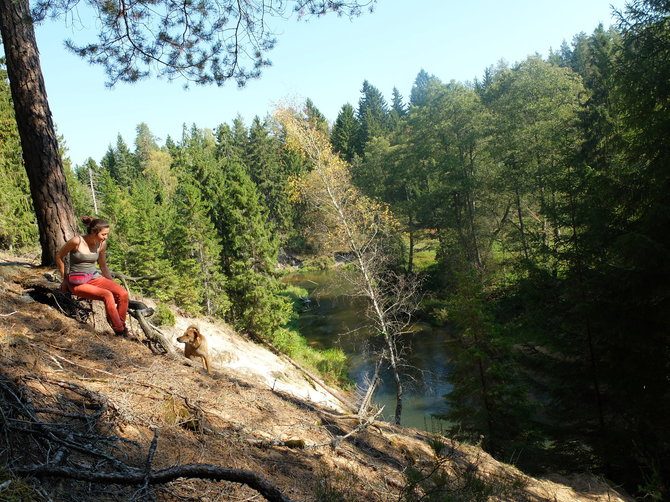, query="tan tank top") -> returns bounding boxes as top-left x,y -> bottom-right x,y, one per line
69,237 -> 100,275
